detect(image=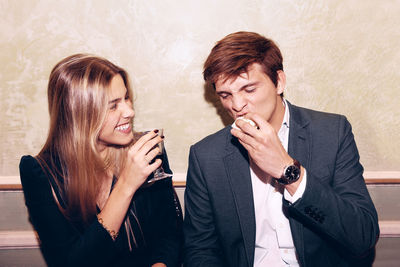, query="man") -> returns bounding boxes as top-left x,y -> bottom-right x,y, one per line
183,31 -> 379,266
